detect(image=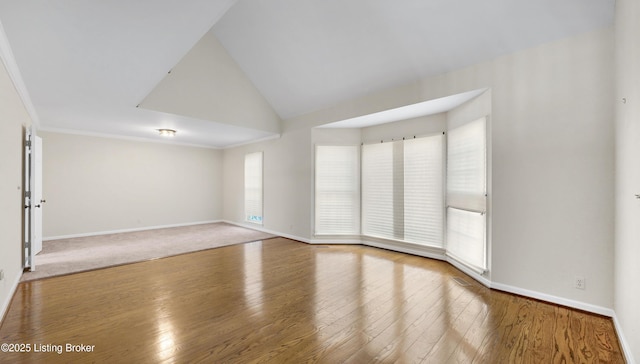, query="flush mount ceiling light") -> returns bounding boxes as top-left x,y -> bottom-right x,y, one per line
157,128 -> 176,137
